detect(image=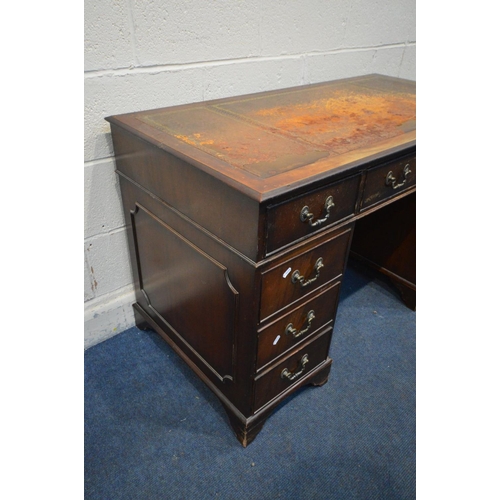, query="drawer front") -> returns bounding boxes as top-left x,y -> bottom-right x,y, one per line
254,327 -> 332,411
361,154 -> 416,210
266,174 -> 360,254
260,226 -> 352,322
257,281 -> 340,371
